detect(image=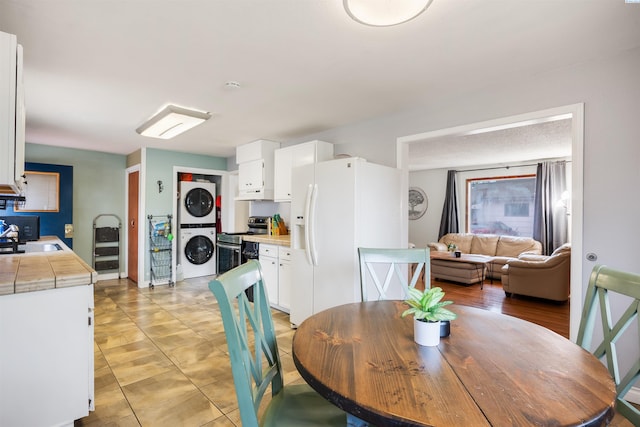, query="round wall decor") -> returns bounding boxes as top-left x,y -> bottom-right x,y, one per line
409,187 -> 428,220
